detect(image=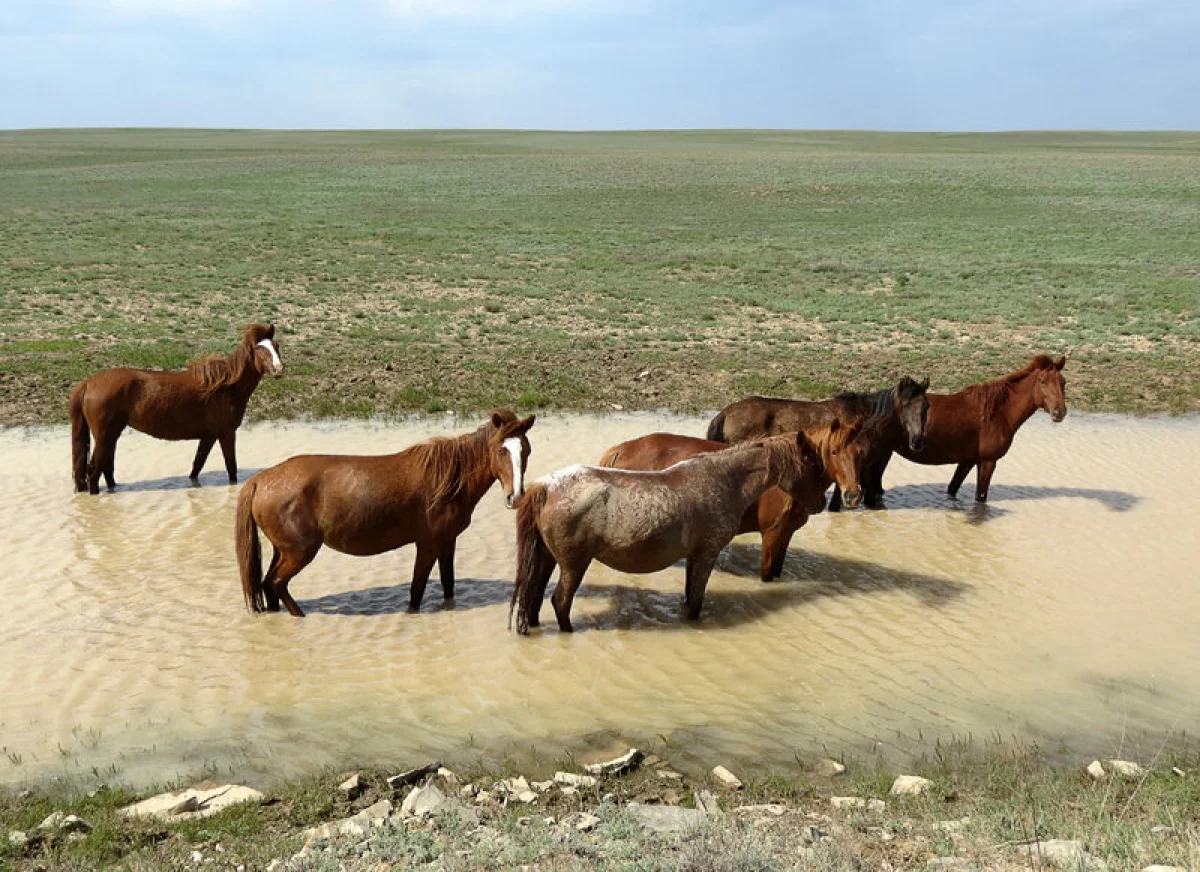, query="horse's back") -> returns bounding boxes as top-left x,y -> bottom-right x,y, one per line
718,395 -> 837,443
602,432 -> 722,471
894,393 -> 981,464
